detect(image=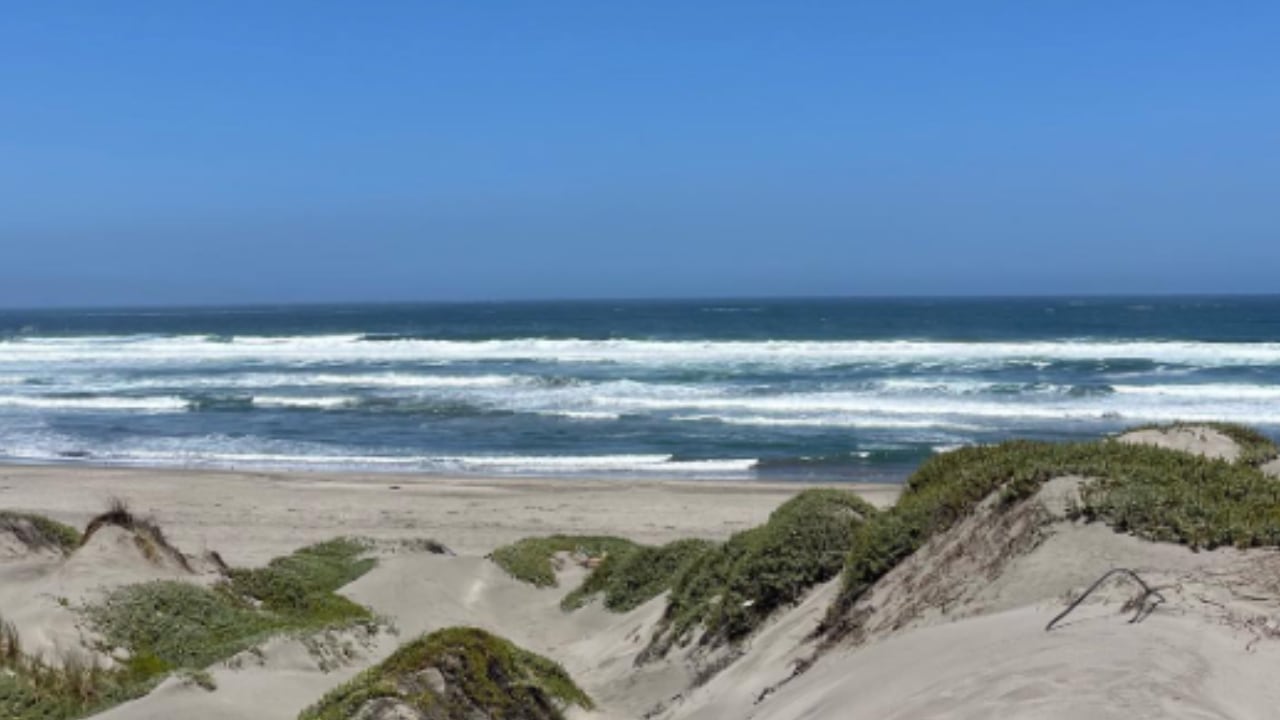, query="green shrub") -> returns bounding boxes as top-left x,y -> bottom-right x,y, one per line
298,627 -> 593,720
823,435 -> 1280,638
490,535 -> 639,587
5,537 -> 378,719
646,489 -> 877,655
561,538 -> 714,612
